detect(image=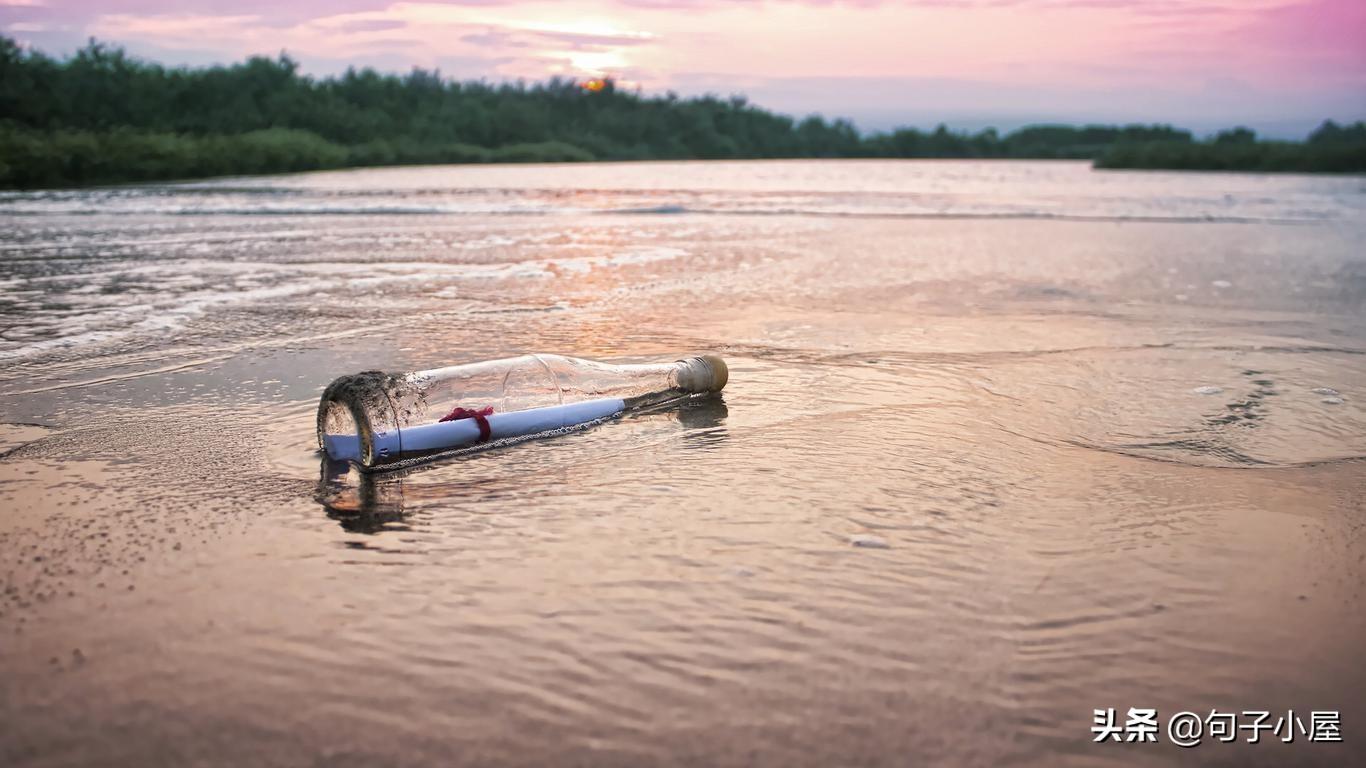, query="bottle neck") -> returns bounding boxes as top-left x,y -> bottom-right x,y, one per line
615,356 -> 726,410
